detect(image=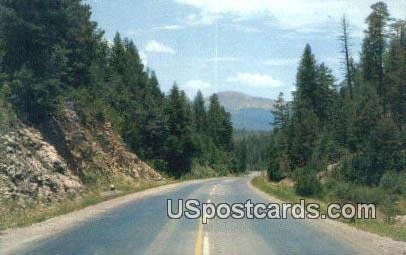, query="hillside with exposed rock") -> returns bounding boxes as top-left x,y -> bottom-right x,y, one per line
0,98 -> 162,216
